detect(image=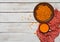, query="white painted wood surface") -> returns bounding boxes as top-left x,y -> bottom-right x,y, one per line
0,0 -> 59,42
0,33 -> 40,42
0,23 -> 39,33
0,13 -> 36,22
0,3 -> 37,13
0,0 -> 60,2
0,3 -> 59,12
